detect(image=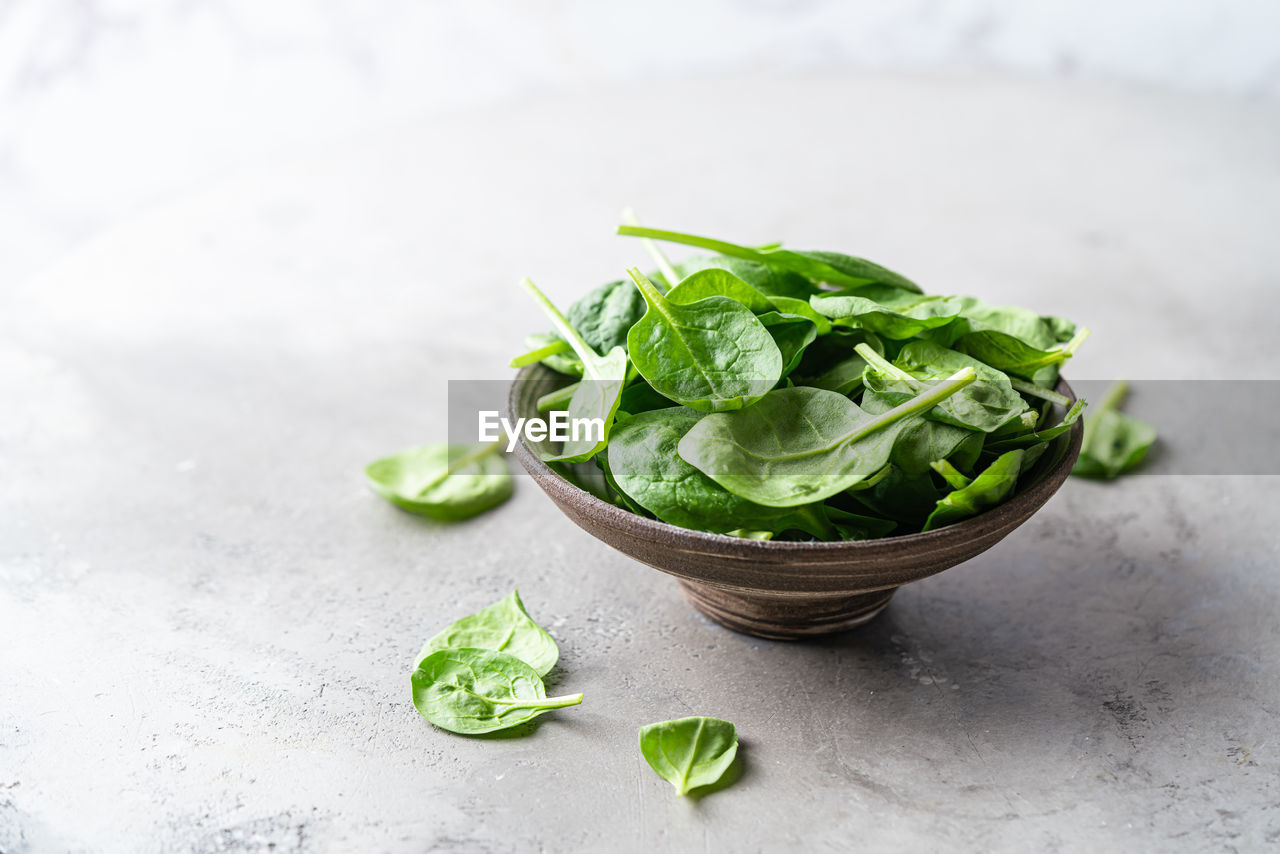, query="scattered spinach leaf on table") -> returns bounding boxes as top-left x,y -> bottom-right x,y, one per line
1072,381 -> 1157,479
365,442 -> 512,522
416,590 -> 559,677
411,648 -> 582,735
638,716 -> 739,797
